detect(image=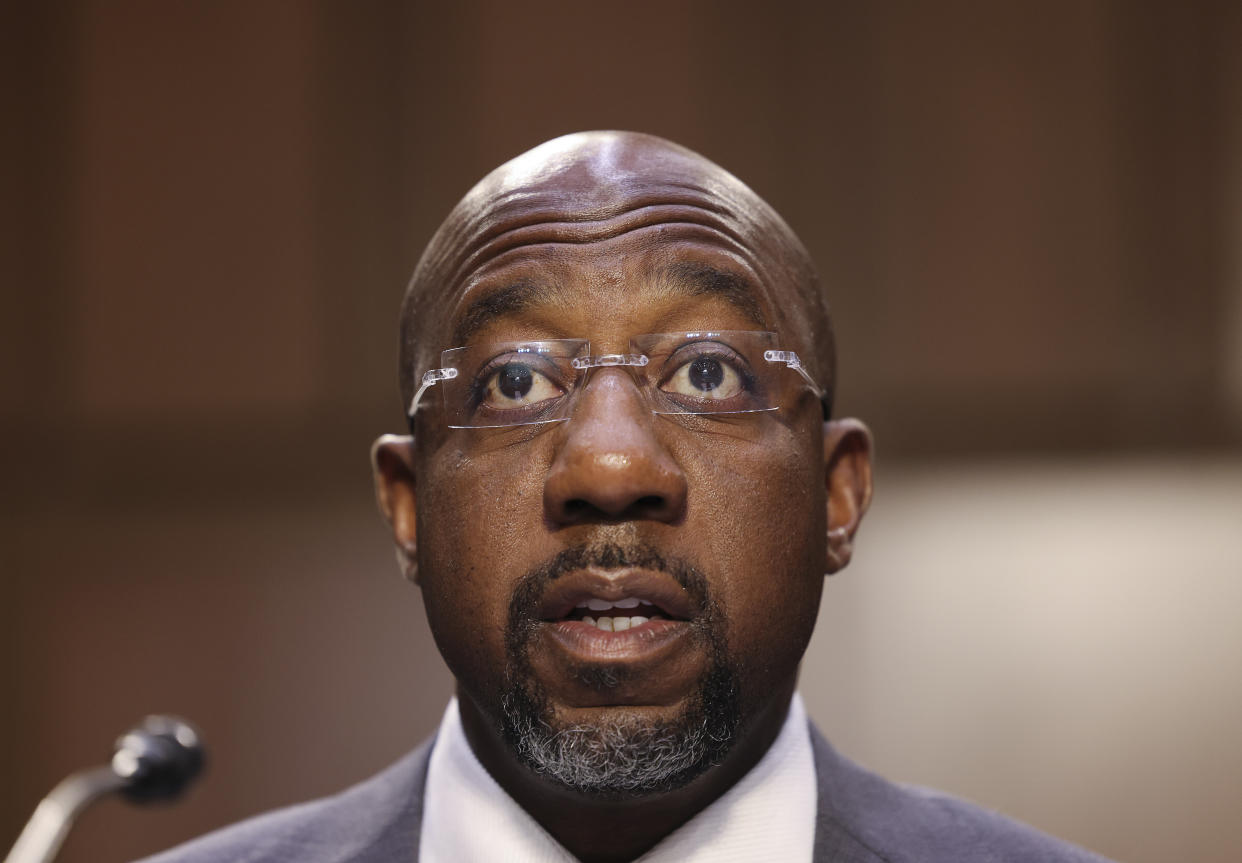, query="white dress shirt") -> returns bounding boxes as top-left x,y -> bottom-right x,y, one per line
420,693 -> 816,863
